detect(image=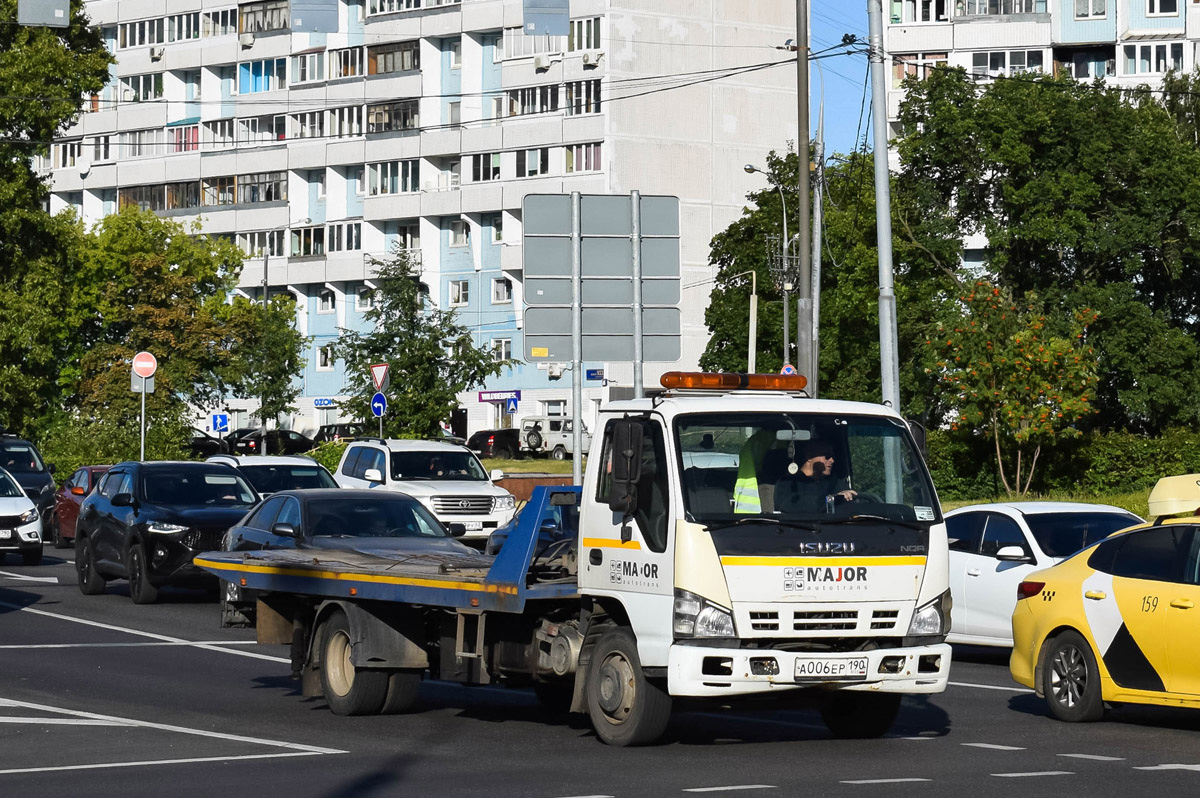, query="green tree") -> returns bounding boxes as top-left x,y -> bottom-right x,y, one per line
334,248 -> 503,437
224,295 -> 308,437
929,282 -> 1098,497
0,0 -> 112,433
